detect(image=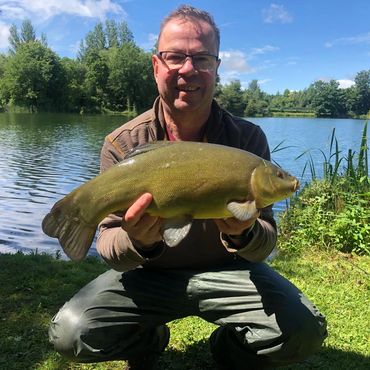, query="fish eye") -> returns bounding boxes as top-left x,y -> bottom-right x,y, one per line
277,170 -> 284,179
